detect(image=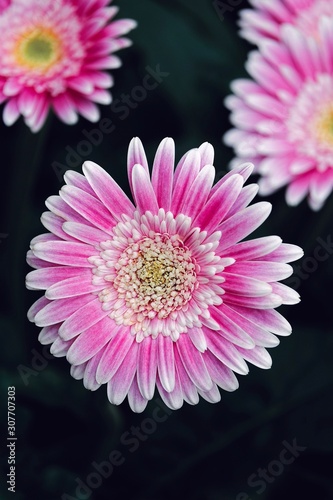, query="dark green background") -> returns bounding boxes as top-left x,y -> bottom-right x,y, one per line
1,1 -> 333,499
